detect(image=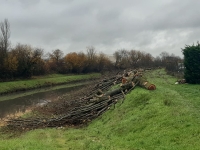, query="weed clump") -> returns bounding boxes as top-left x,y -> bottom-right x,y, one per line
163,99 -> 173,106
